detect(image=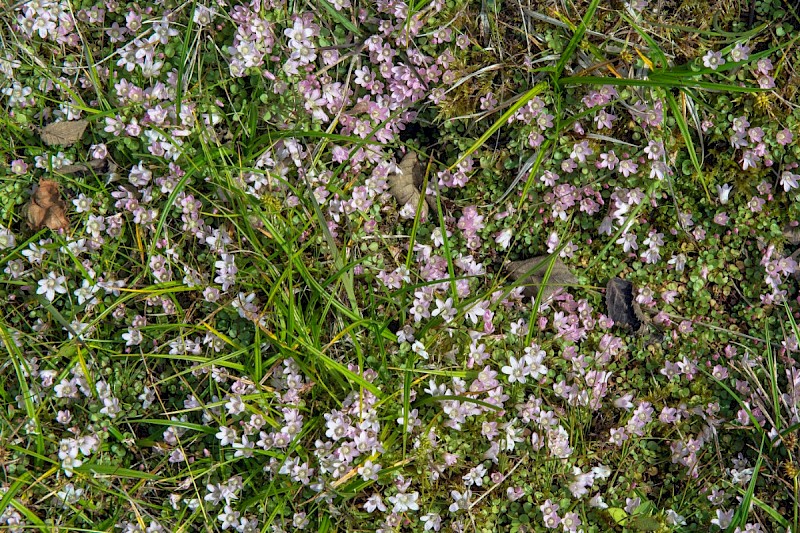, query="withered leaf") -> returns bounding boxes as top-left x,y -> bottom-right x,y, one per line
39,119 -> 89,146
605,277 -> 647,334
345,101 -> 371,115
26,180 -> 69,231
55,159 -> 107,176
389,151 -> 430,220
783,223 -> 800,246
506,255 -> 578,300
